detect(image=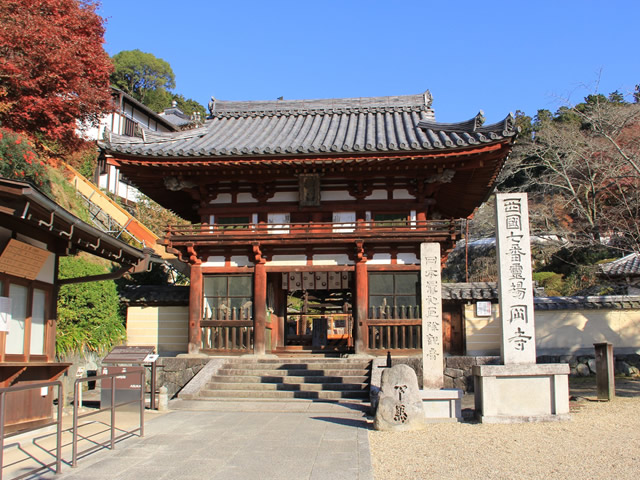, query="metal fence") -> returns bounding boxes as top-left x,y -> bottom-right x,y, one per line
0,369 -> 145,479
